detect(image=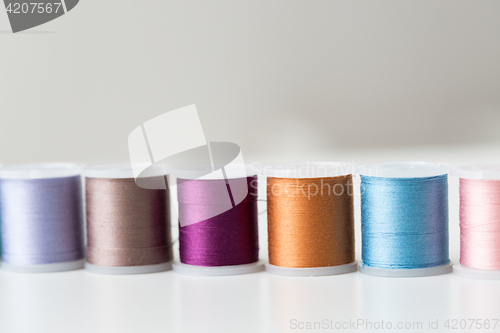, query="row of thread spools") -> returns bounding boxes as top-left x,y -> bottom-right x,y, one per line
0,161 -> 498,279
